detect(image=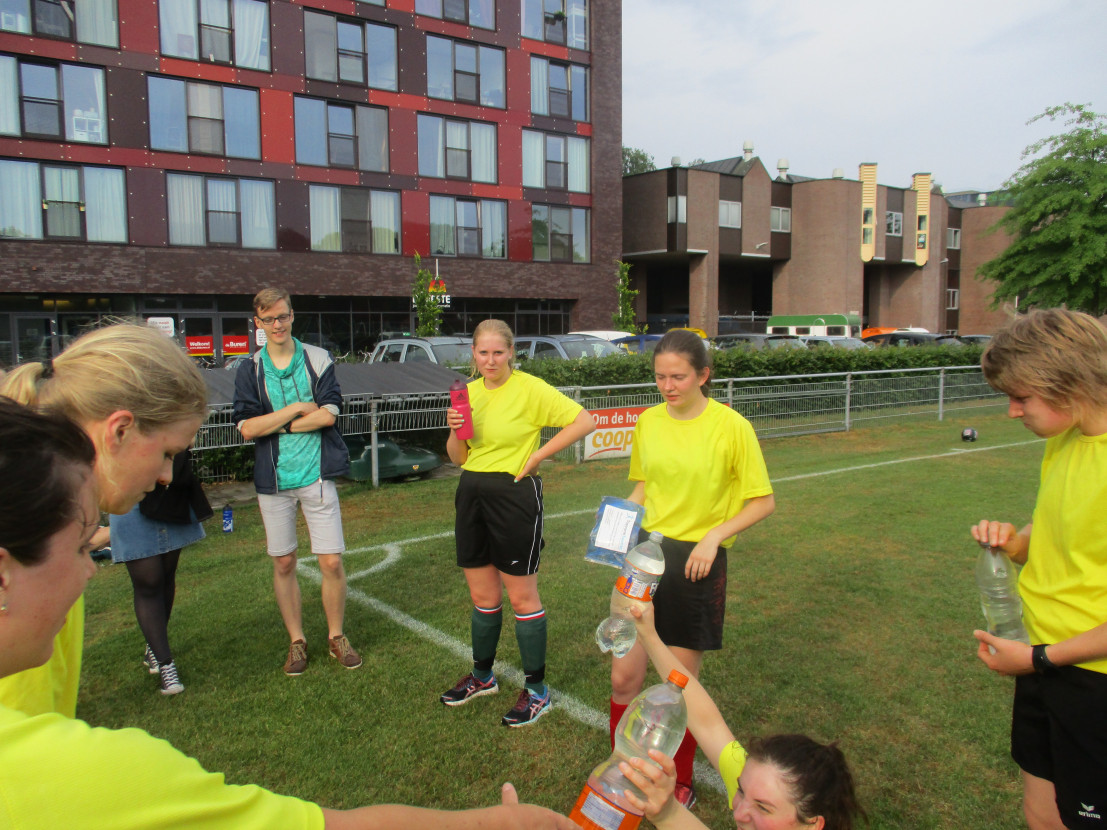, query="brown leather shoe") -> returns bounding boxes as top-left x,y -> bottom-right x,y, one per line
284,639 -> 307,675
328,635 -> 363,669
